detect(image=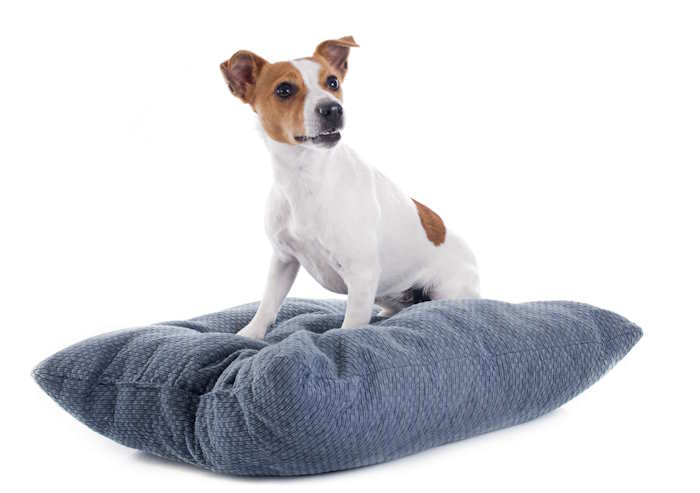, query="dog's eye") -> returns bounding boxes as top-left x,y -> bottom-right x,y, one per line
275,82 -> 297,99
326,75 -> 339,91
